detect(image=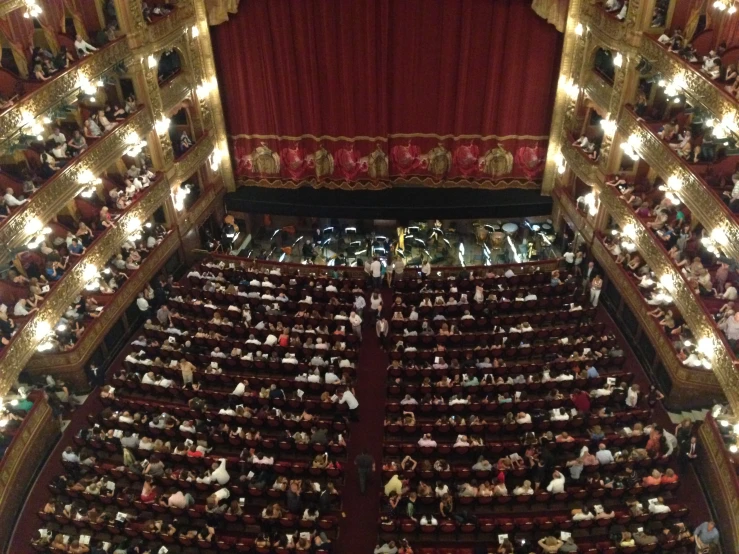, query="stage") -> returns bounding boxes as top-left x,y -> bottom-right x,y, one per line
224,185 -> 553,220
